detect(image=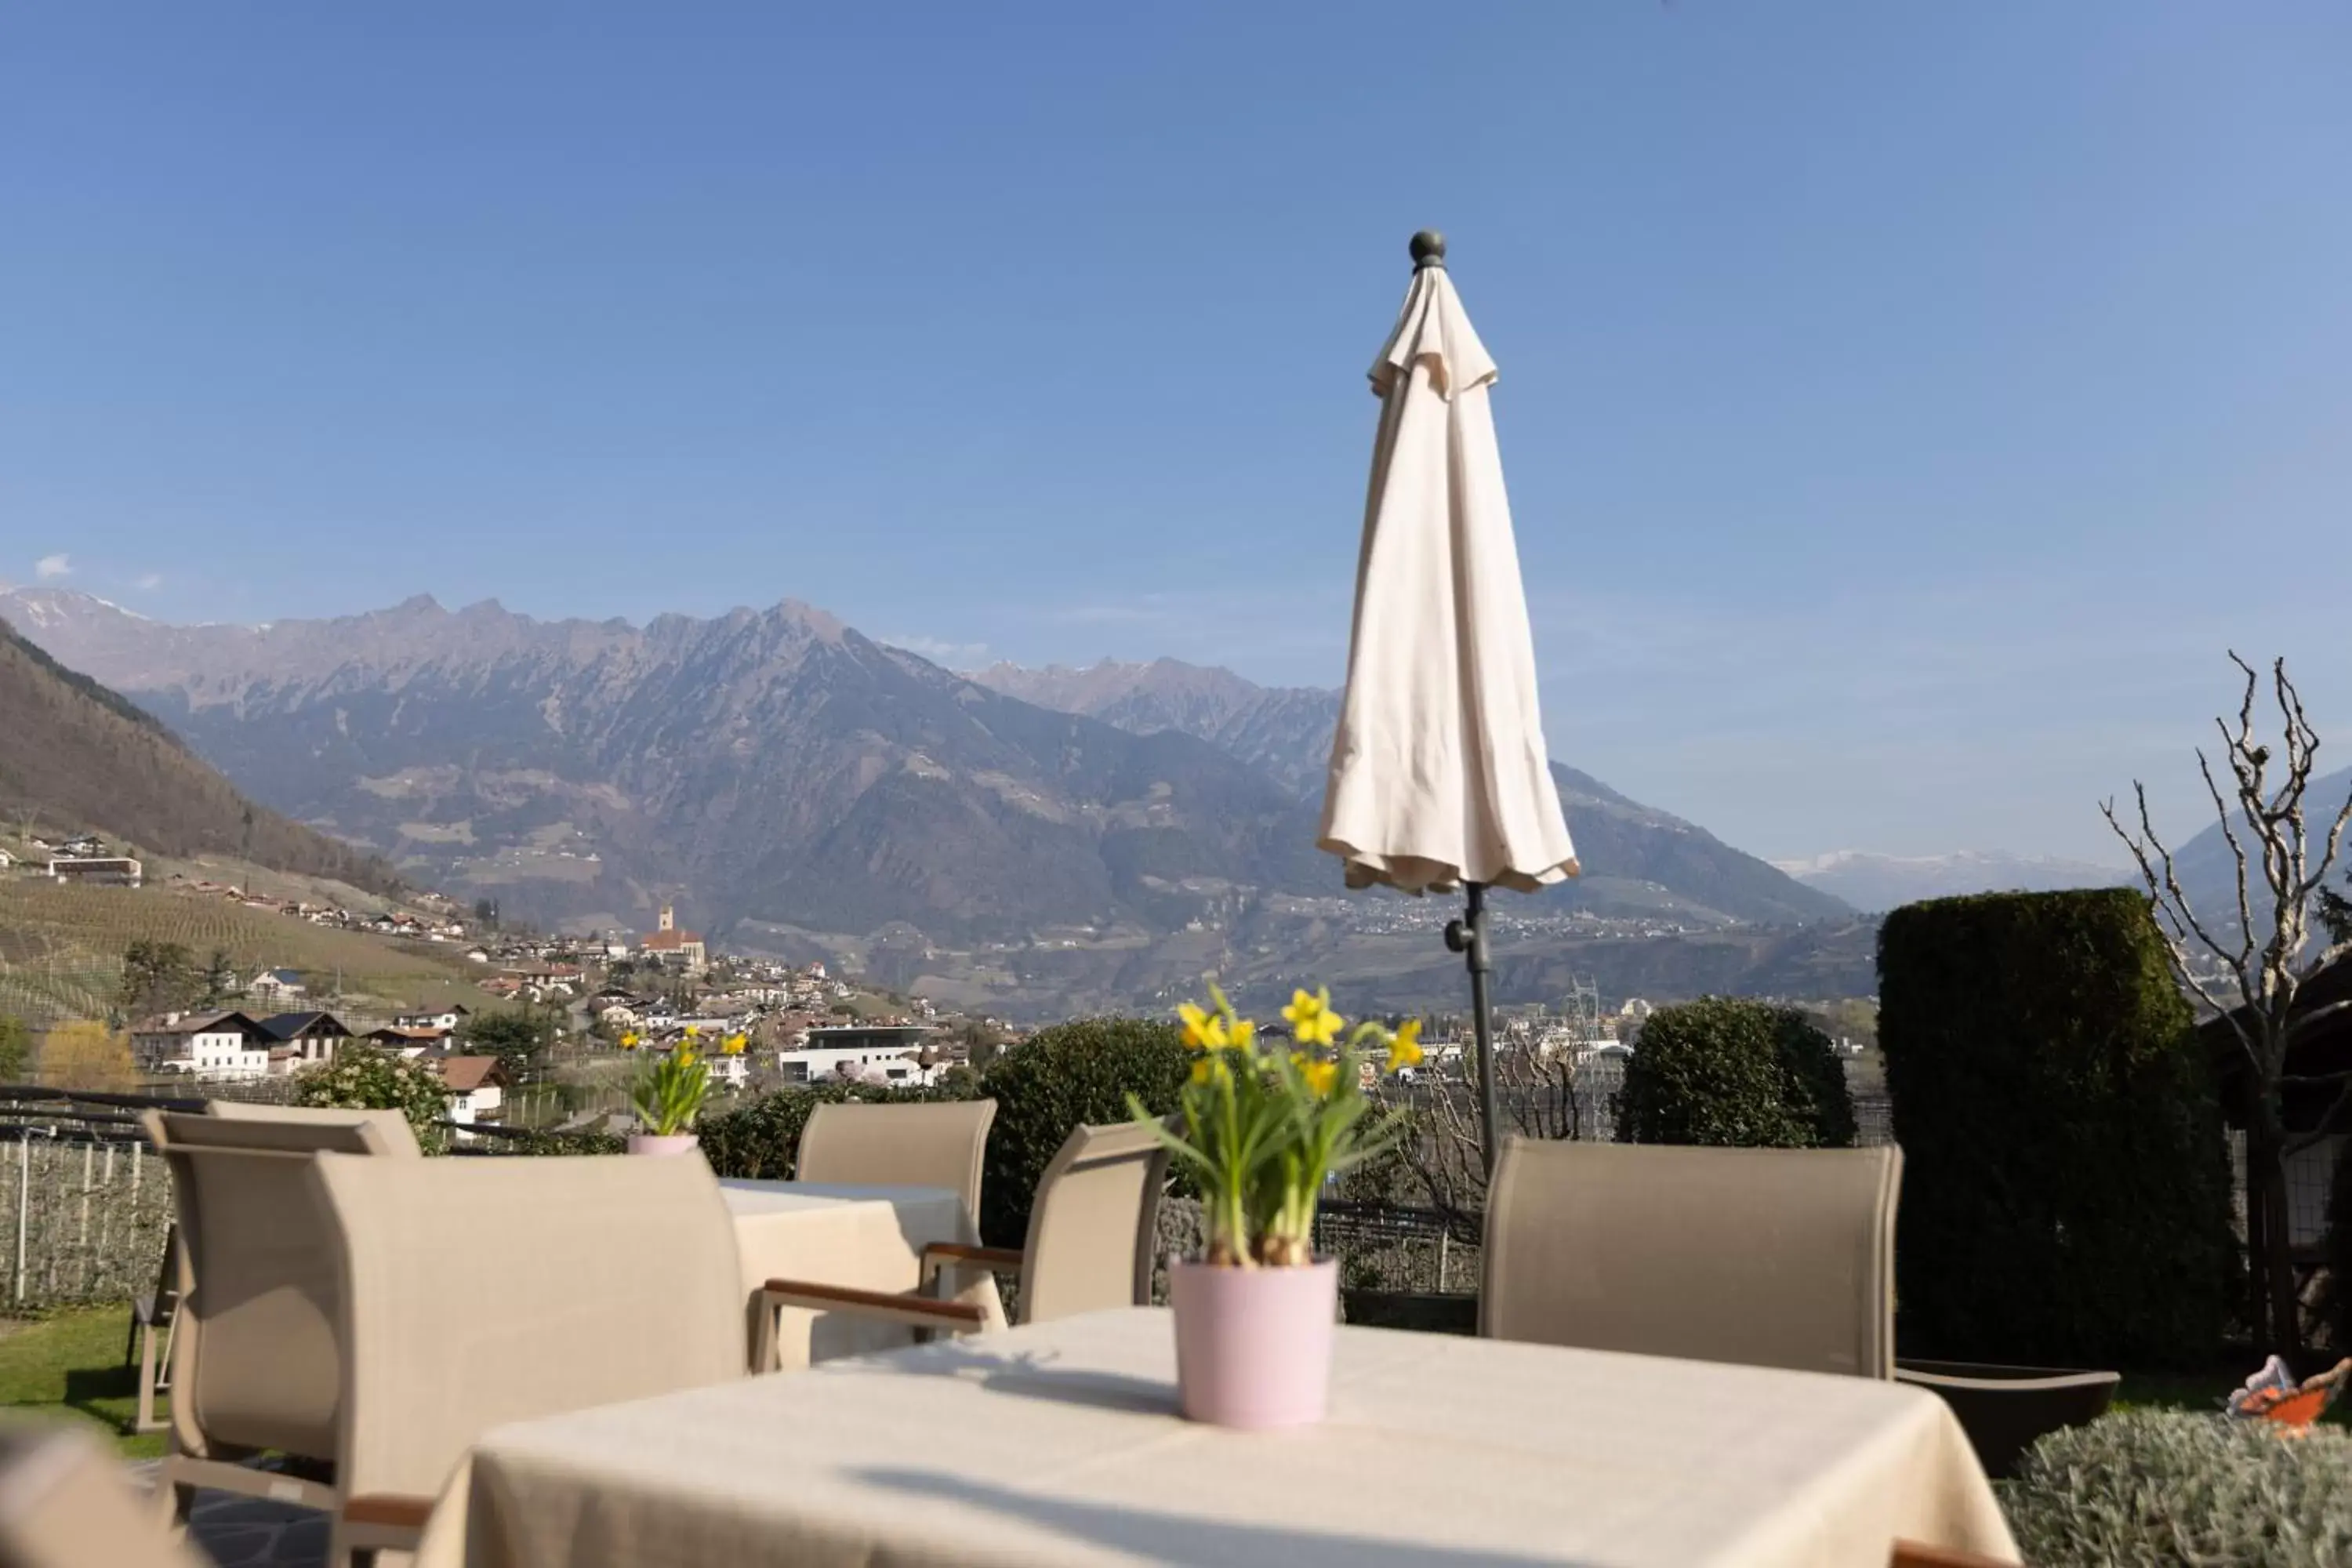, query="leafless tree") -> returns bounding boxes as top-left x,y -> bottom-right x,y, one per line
1374,1044 -> 1619,1240
2103,653 -> 2352,1356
